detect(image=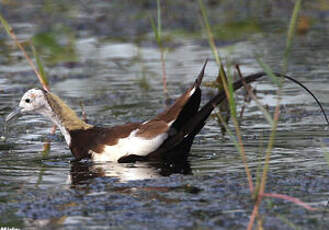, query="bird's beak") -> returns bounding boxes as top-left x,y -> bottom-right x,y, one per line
5,106 -> 22,123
